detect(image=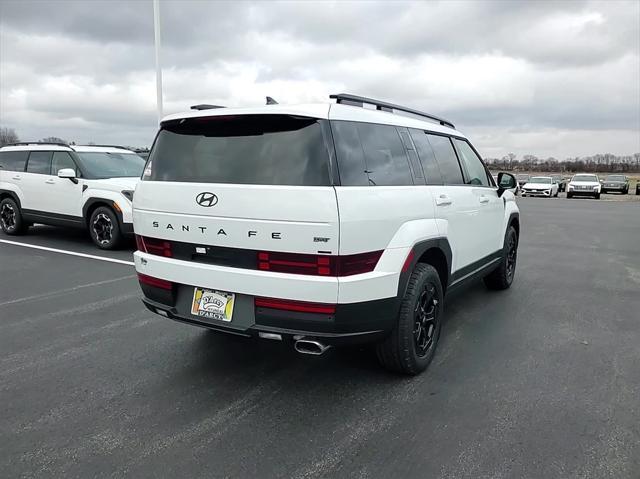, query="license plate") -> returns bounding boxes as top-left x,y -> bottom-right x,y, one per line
191,287 -> 235,322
